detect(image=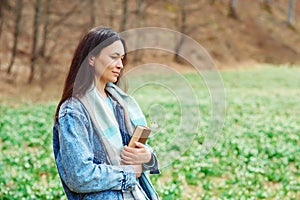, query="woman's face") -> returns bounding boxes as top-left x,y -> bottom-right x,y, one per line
90,40 -> 125,85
